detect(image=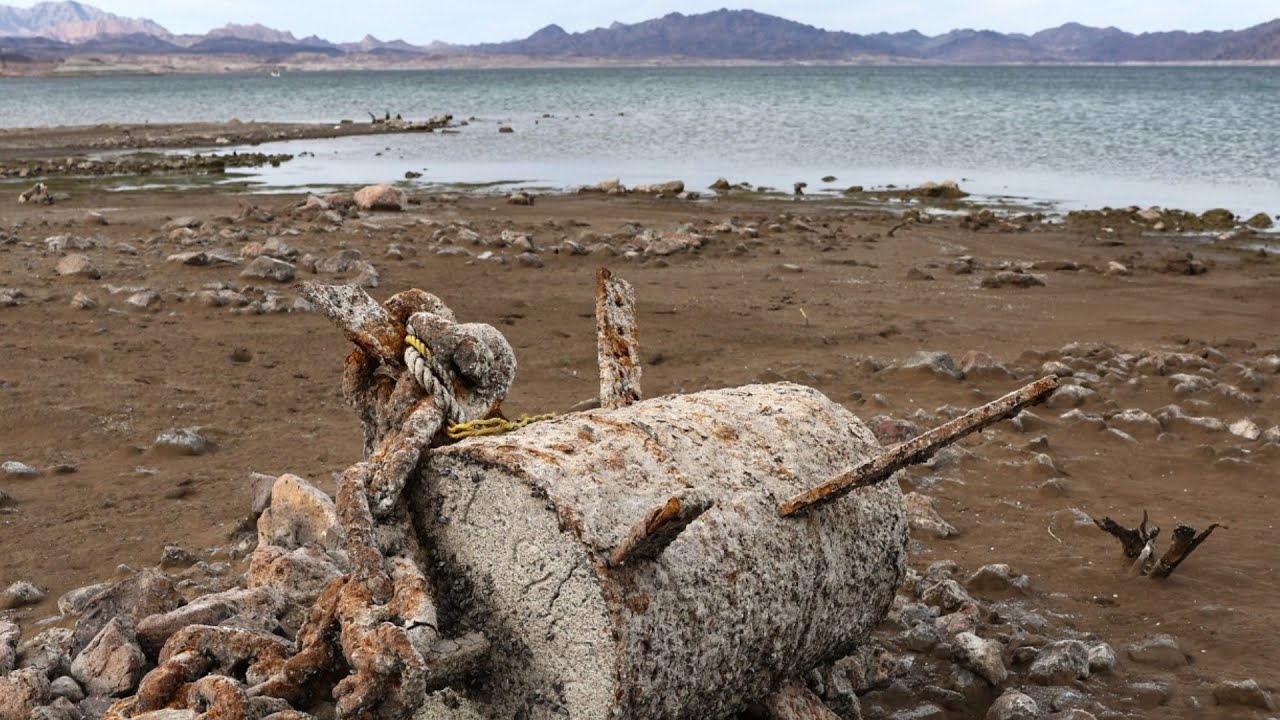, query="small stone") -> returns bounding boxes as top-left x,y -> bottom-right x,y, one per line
986,689 -> 1039,720
153,427 -> 207,456
49,676 -> 85,703
125,289 -> 160,309
0,620 -> 18,674
1105,261 -> 1131,276
901,351 -> 961,379
70,292 -> 97,310
507,191 -> 535,206
1228,418 -> 1261,440
256,473 -> 342,552
55,254 -> 100,279
953,632 -> 1008,685
353,184 -> 406,211
1126,634 -> 1187,669
2,460 -> 40,477
890,703 -> 945,720
57,583 -> 112,617
981,271 -> 1044,289
0,668 -> 51,719
70,616 -> 146,697
1086,642 -> 1118,674
965,564 -> 1030,595
1212,679 -> 1276,710
158,546 -> 199,570
73,569 -> 183,651
0,580 -> 46,609
1028,640 -> 1090,684
240,256 -> 296,283
904,492 -> 958,538
1046,384 -> 1096,409
516,252 -> 545,268
1127,680 -> 1171,709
